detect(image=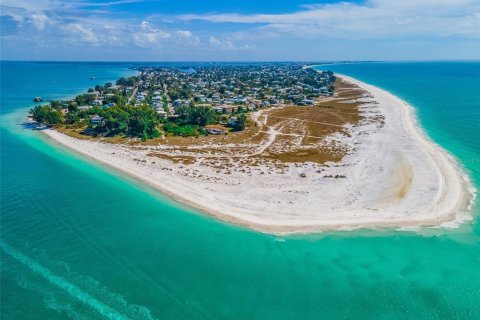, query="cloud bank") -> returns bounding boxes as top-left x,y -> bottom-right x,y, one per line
1,0 -> 479,60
